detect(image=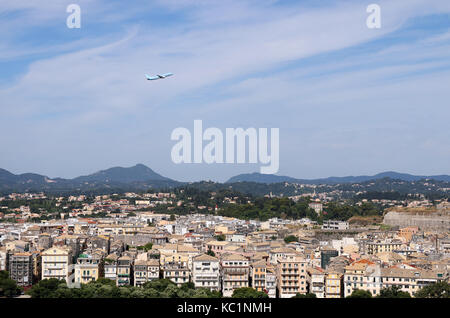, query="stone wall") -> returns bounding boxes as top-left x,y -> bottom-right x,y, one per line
383,211 -> 450,230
